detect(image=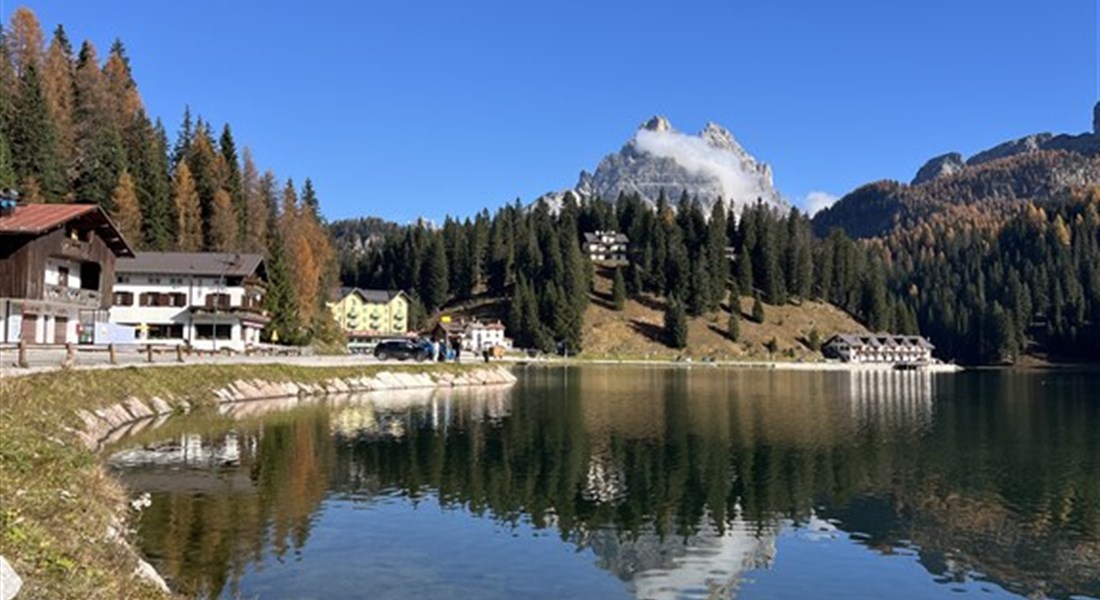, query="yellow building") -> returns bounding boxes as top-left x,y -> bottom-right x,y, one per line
328,288 -> 410,340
